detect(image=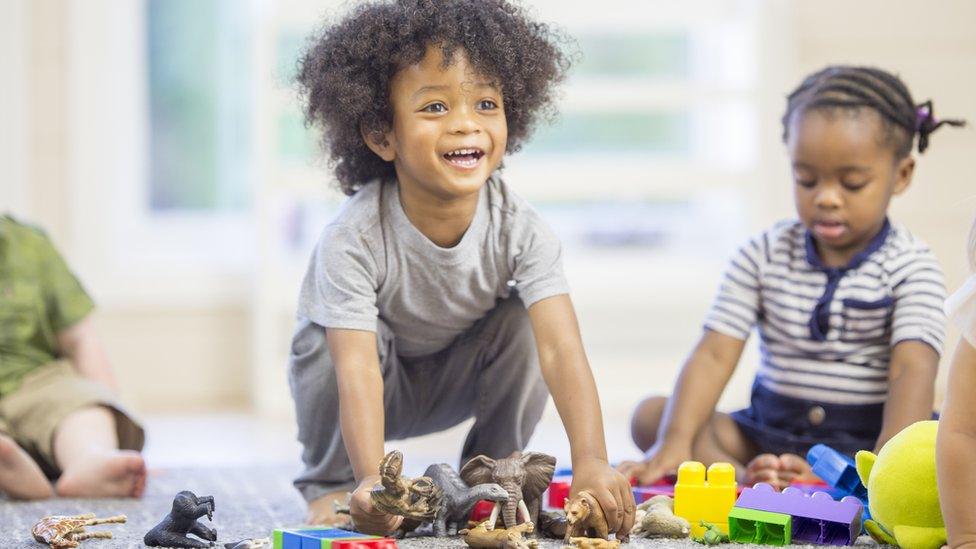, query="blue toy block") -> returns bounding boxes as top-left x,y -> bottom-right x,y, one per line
807,444 -> 871,522
274,528 -> 396,549
807,445 -> 868,501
